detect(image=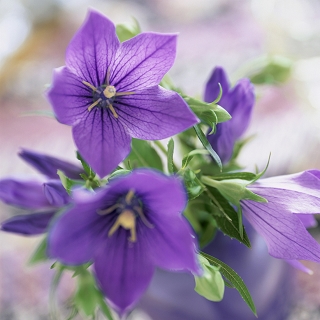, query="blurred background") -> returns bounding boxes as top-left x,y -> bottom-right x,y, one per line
1,0 -> 320,319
